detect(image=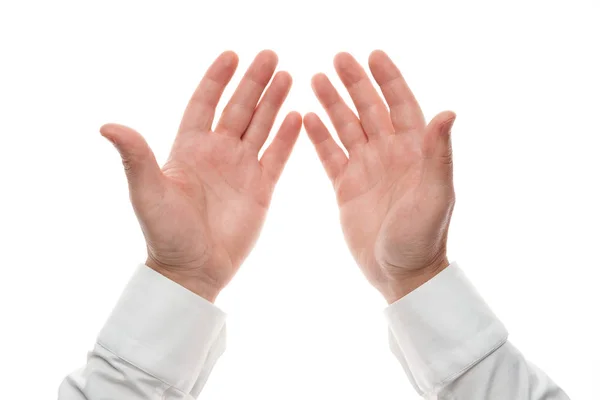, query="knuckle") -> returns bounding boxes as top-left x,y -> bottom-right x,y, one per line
440,149 -> 453,165
121,157 -> 134,172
